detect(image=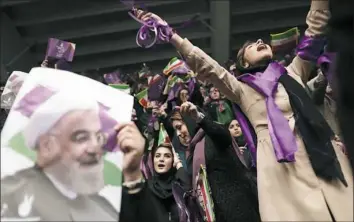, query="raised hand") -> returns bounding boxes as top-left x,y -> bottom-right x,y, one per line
41,59 -> 49,68
134,9 -> 167,26
179,101 -> 199,120
115,122 -> 145,182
